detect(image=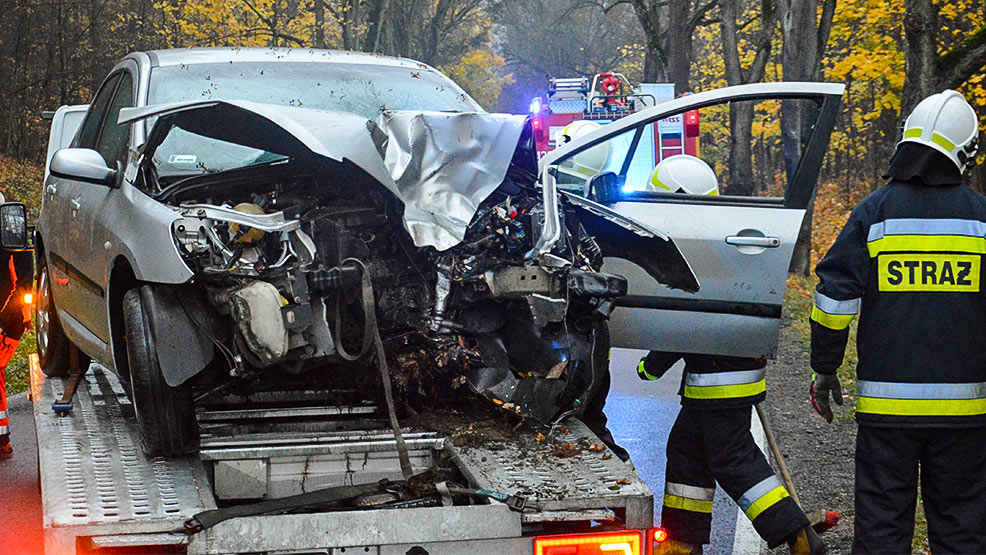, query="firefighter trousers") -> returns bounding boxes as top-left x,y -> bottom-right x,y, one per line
661,405 -> 808,548
853,425 -> 986,554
